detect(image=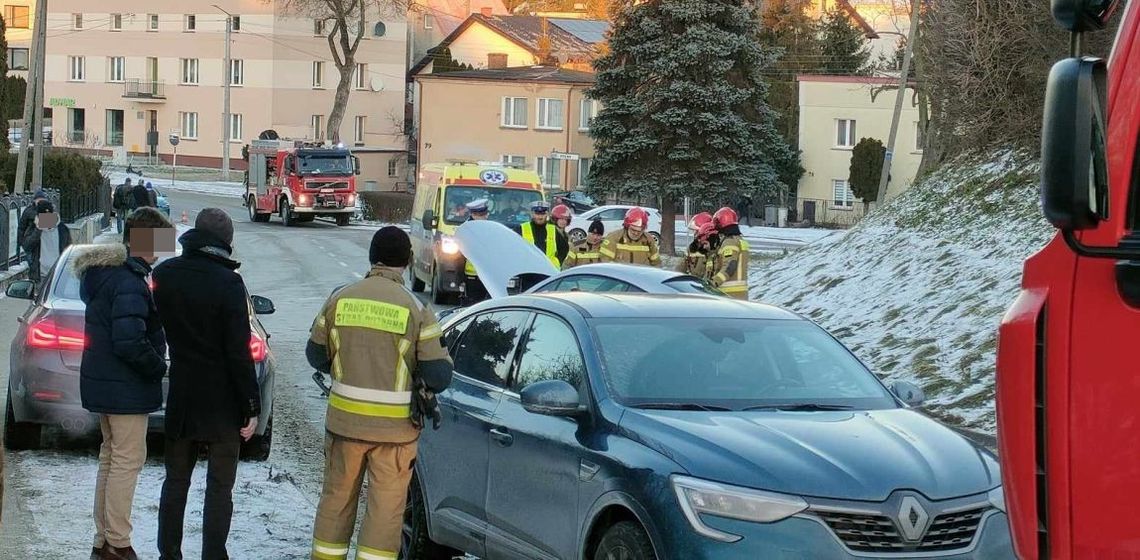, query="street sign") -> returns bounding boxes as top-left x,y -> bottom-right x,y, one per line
169,134 -> 180,146
550,151 -> 579,161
